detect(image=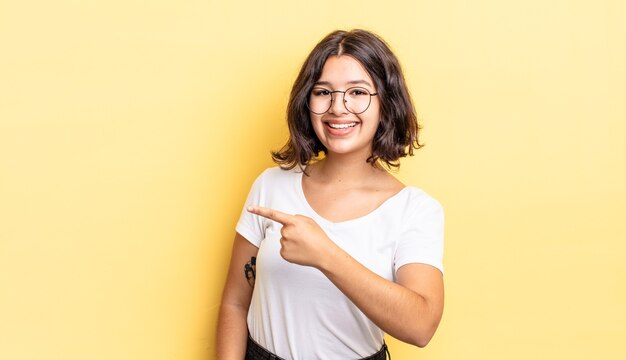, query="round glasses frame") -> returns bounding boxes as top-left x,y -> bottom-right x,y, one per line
307,87 -> 379,115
